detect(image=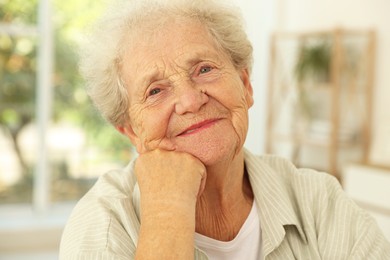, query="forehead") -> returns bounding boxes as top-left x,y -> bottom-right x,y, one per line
120,18 -> 229,87
129,16 -> 219,54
